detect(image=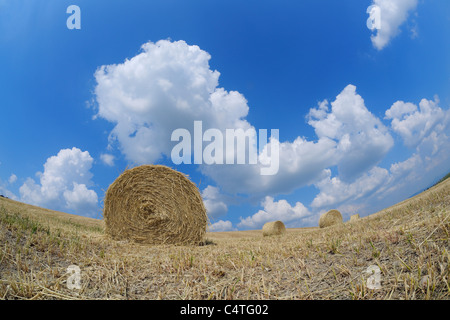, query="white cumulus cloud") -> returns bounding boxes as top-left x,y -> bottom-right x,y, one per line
369,0 -> 418,50
63,182 -> 99,214
308,84 -> 394,181
203,84 -> 393,201
200,136 -> 335,196
208,220 -> 236,232
8,174 -> 17,184
385,97 -> 449,148
19,148 -> 99,217
202,185 -> 228,219
311,94 -> 450,218
94,39 -> 252,165
100,153 -> 115,166
311,167 -> 390,211
0,180 -> 17,200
